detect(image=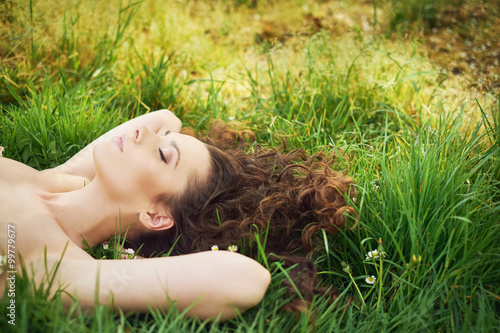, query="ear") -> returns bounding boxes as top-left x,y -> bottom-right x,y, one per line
139,209 -> 174,231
